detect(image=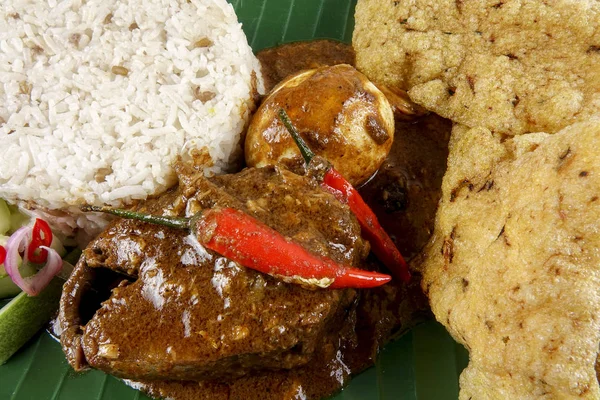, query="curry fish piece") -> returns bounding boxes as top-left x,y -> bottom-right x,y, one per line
353,0 -> 600,135
419,119 -> 600,398
59,165 -> 369,381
